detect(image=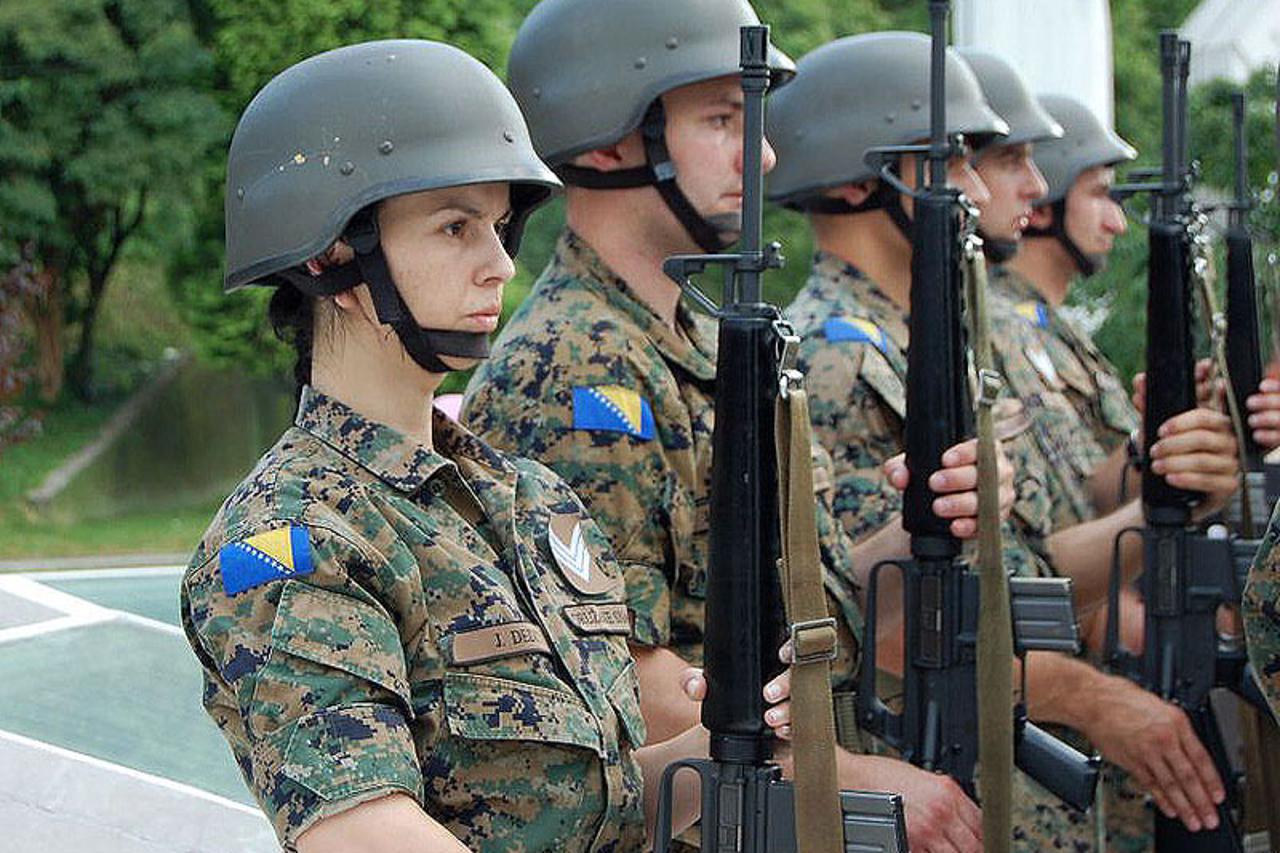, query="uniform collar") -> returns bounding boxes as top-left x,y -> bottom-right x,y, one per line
294,386 -> 514,494
809,251 -> 910,351
552,230 -> 718,381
